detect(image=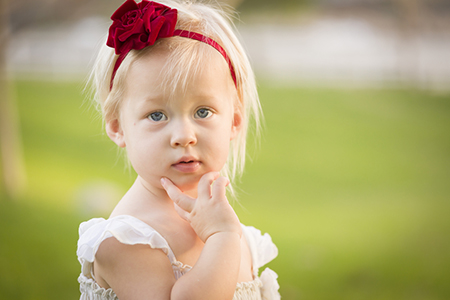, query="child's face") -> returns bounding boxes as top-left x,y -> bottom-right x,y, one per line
107,47 -> 241,196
